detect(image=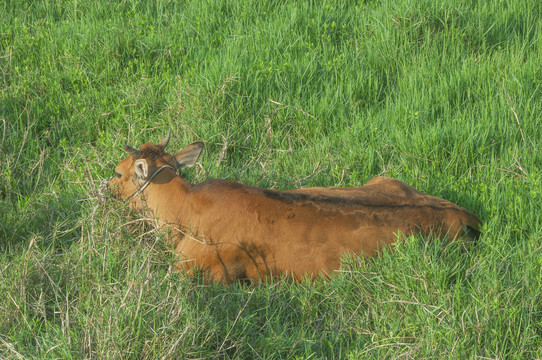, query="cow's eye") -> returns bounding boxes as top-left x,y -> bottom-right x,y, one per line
115,172 -> 122,178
